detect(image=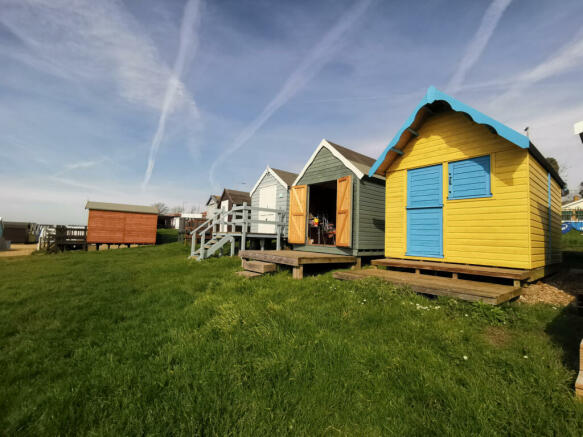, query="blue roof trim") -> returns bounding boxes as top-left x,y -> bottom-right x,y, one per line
368,86 -> 531,177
